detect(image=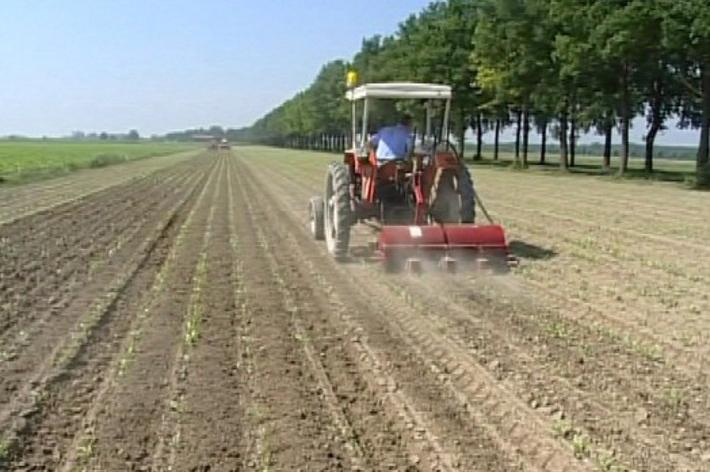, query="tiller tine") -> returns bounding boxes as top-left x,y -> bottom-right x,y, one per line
439,256 -> 457,274
378,224 -> 510,273
405,258 -> 423,275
